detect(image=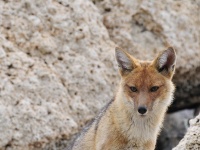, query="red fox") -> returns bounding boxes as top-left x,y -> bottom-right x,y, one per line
71,47 -> 176,150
